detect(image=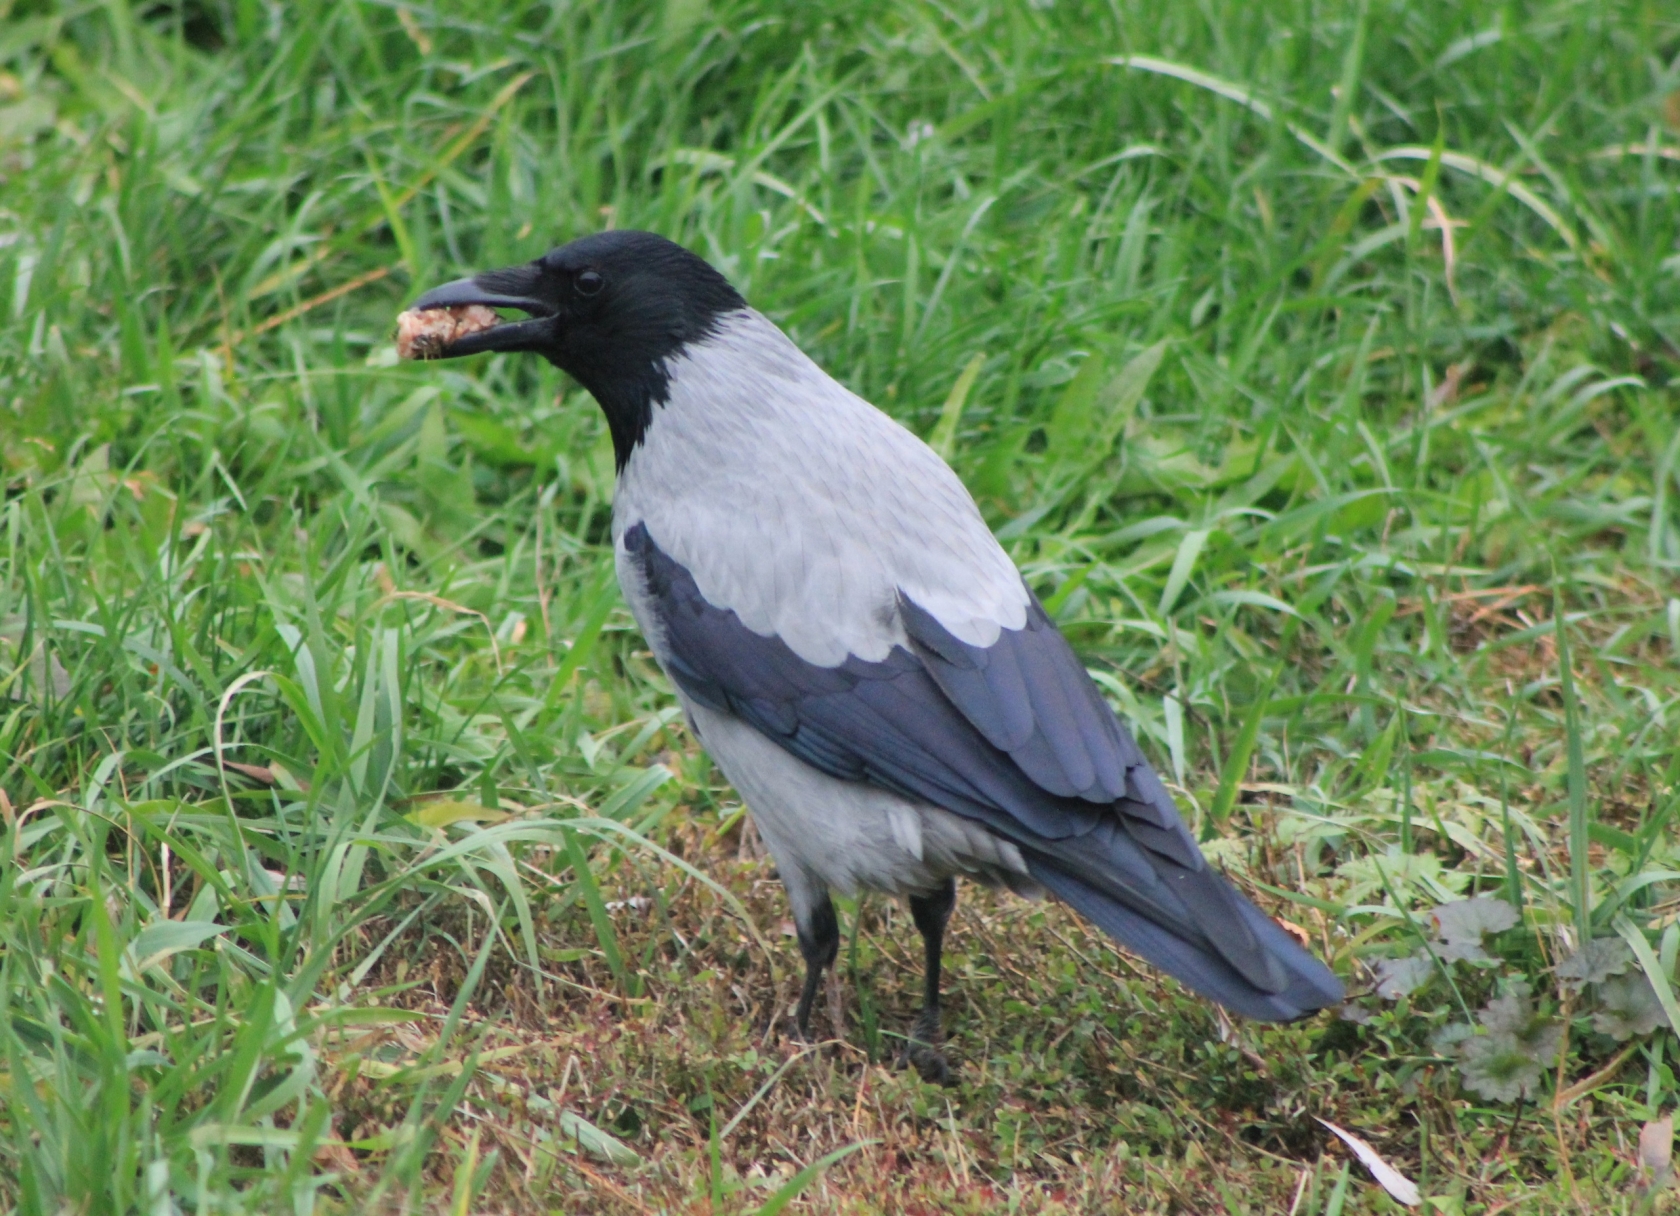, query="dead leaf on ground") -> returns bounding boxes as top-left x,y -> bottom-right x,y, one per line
1638,1114 -> 1673,1194
1317,1118 -> 1421,1207
1277,917 -> 1311,948
311,1139 -> 361,1178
